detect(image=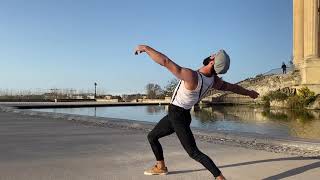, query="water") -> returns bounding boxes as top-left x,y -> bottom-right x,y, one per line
32,105 -> 320,141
